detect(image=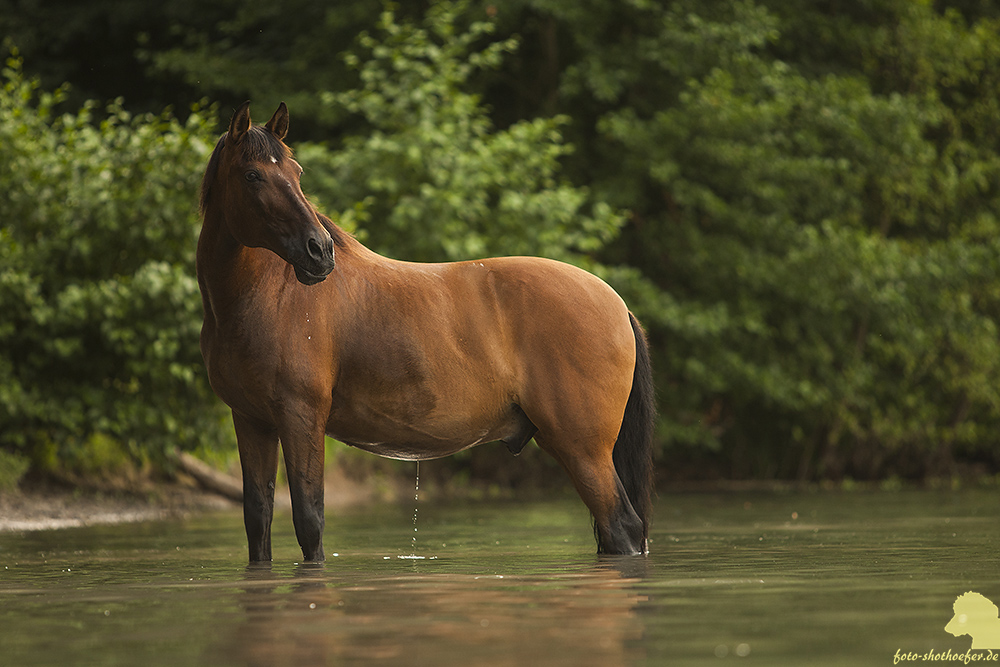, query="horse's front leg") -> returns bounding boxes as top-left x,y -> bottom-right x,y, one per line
233,411 -> 280,563
280,420 -> 327,563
